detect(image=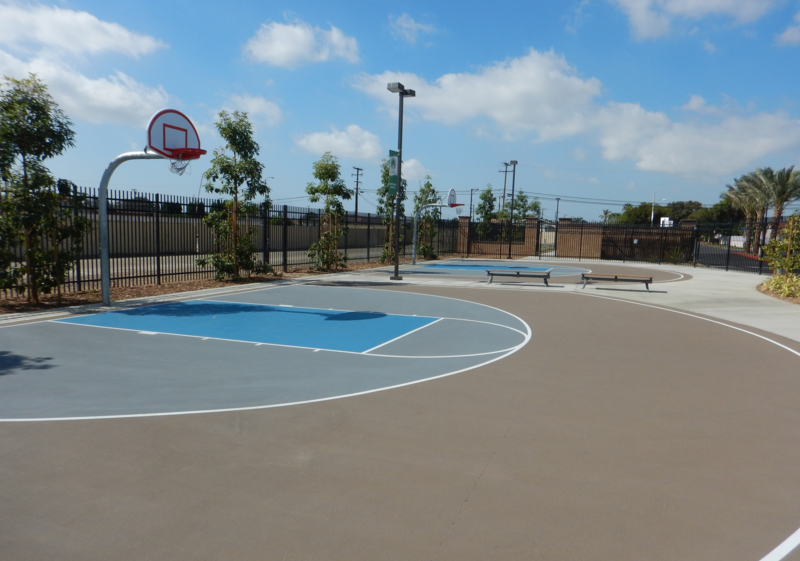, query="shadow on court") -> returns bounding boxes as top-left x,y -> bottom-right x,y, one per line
116,301 -> 388,321
0,351 -> 53,376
